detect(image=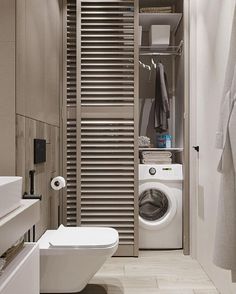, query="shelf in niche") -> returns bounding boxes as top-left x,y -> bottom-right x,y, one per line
139,42 -> 183,56
139,13 -> 183,33
139,147 -> 183,152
